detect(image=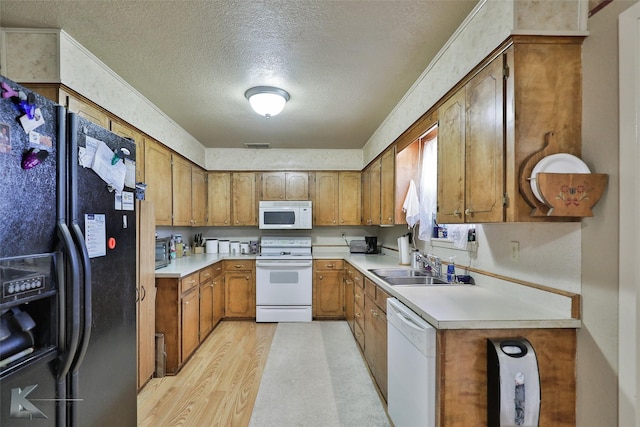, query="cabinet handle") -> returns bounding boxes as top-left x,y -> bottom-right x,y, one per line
453,209 -> 462,217
465,208 -> 473,216
326,264 -> 334,268
245,276 -> 250,281
234,264 -> 244,268
319,275 -> 323,280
